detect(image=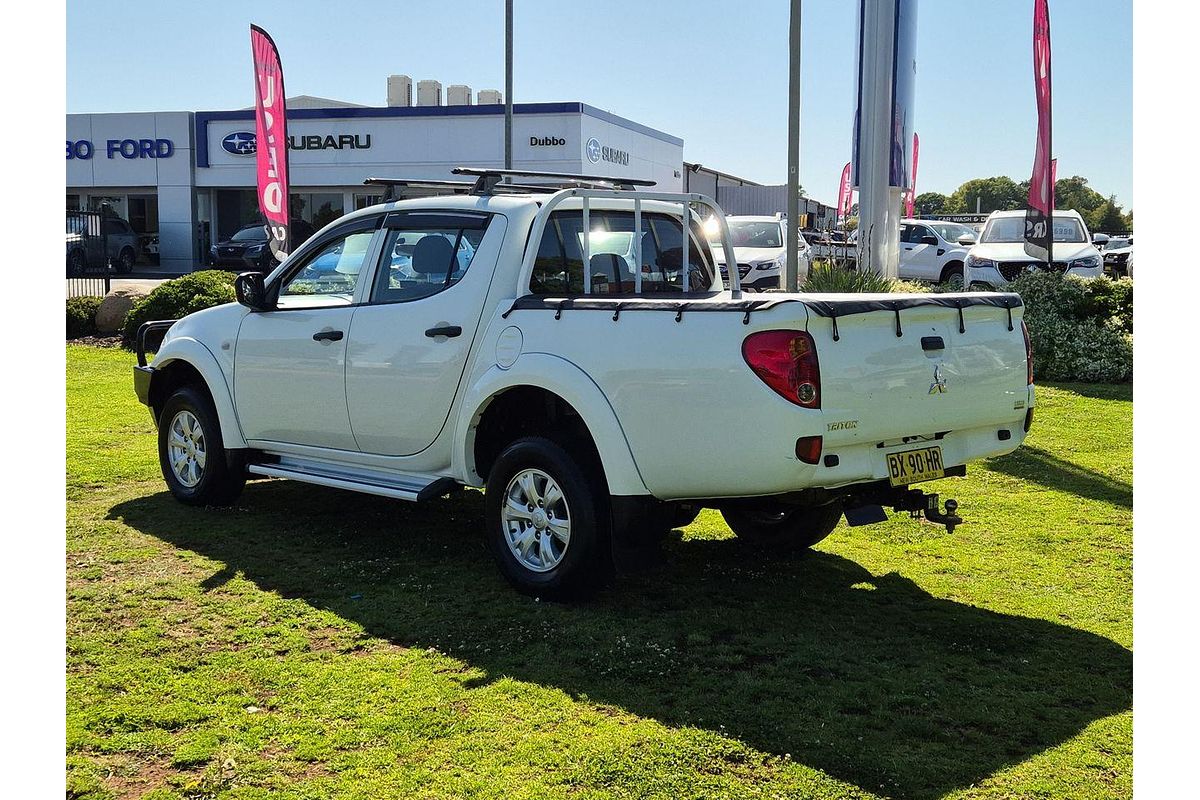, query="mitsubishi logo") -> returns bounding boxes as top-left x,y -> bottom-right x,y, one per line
929,363 -> 948,394
585,137 -> 601,164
